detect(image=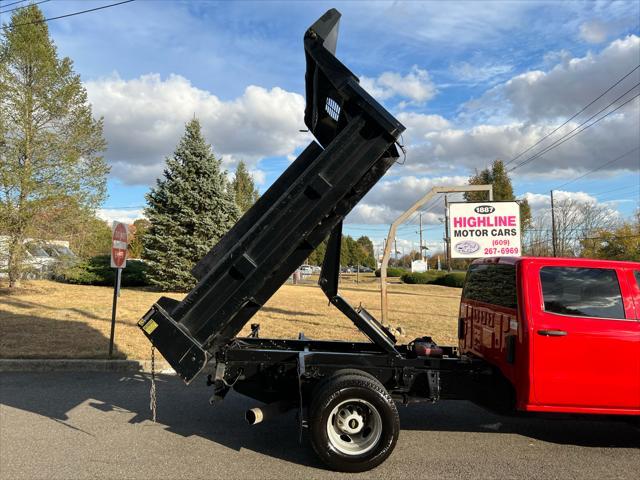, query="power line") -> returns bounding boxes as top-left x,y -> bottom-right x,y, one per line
509,84 -> 640,172
504,64 -> 640,167
0,0 -> 28,9
8,0 -> 135,27
552,146 -> 640,190
586,184 -> 640,197
400,194 -> 444,227
0,0 -> 49,15
583,234 -> 639,240
508,88 -> 640,173
596,189 -> 639,203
